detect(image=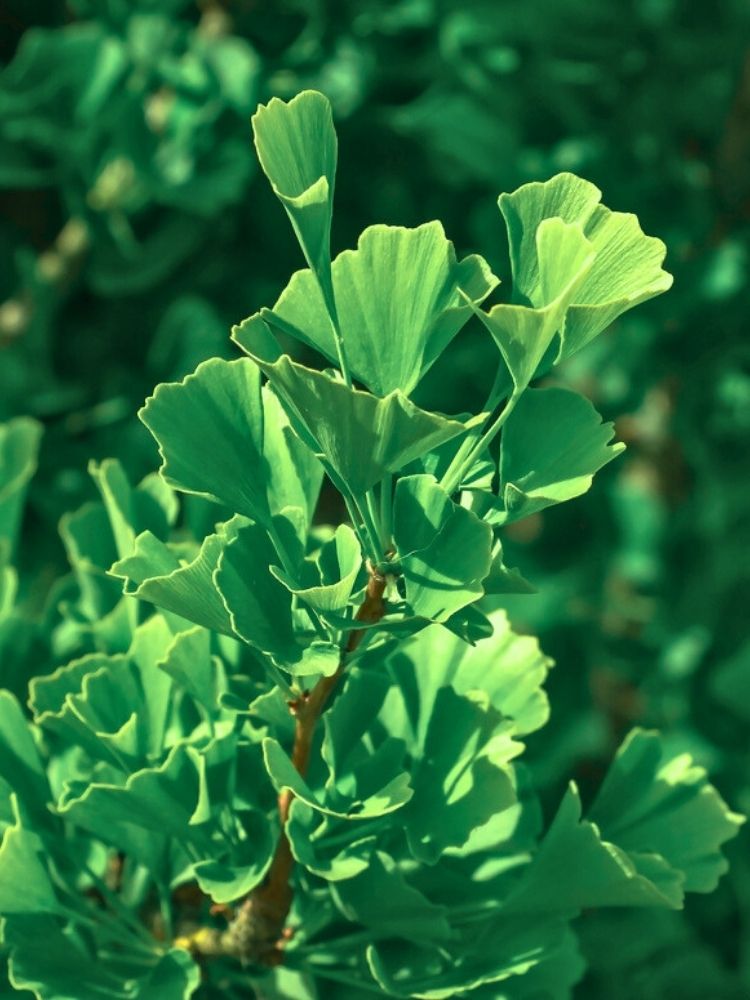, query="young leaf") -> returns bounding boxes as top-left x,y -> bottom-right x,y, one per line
469,218 -> 595,392
497,386 -> 625,523
246,222 -> 498,396
499,171 -> 673,360
252,91 -> 337,292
